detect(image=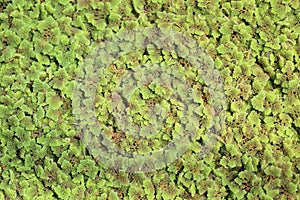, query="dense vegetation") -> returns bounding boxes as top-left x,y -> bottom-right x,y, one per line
0,0 -> 299,199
